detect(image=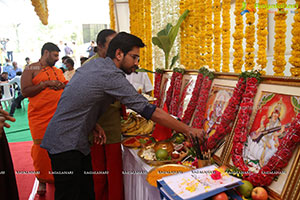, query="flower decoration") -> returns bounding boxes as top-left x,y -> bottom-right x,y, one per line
222,0 -> 231,72
129,0 -> 153,81
213,0 -> 221,72
289,0 -> 300,77
206,0 -> 213,69
153,68 -> 165,106
211,170 -> 222,180
31,0 -> 48,25
233,0 -> 244,73
165,68 -> 185,109
273,0 -> 287,76
109,0 -> 116,30
245,0 -> 256,71
169,69 -> 185,115
256,0 -> 268,75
